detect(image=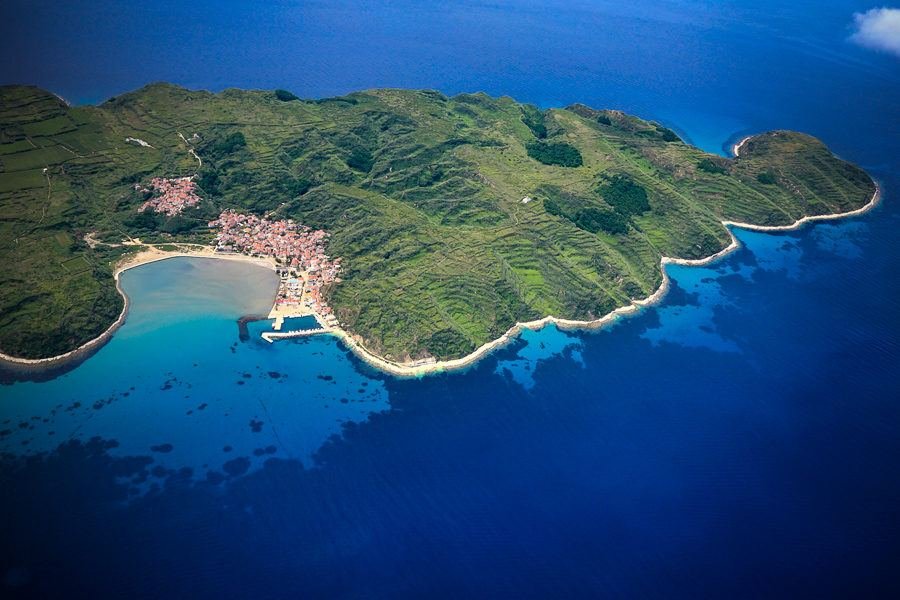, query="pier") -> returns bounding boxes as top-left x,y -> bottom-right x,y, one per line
261,311 -> 334,343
